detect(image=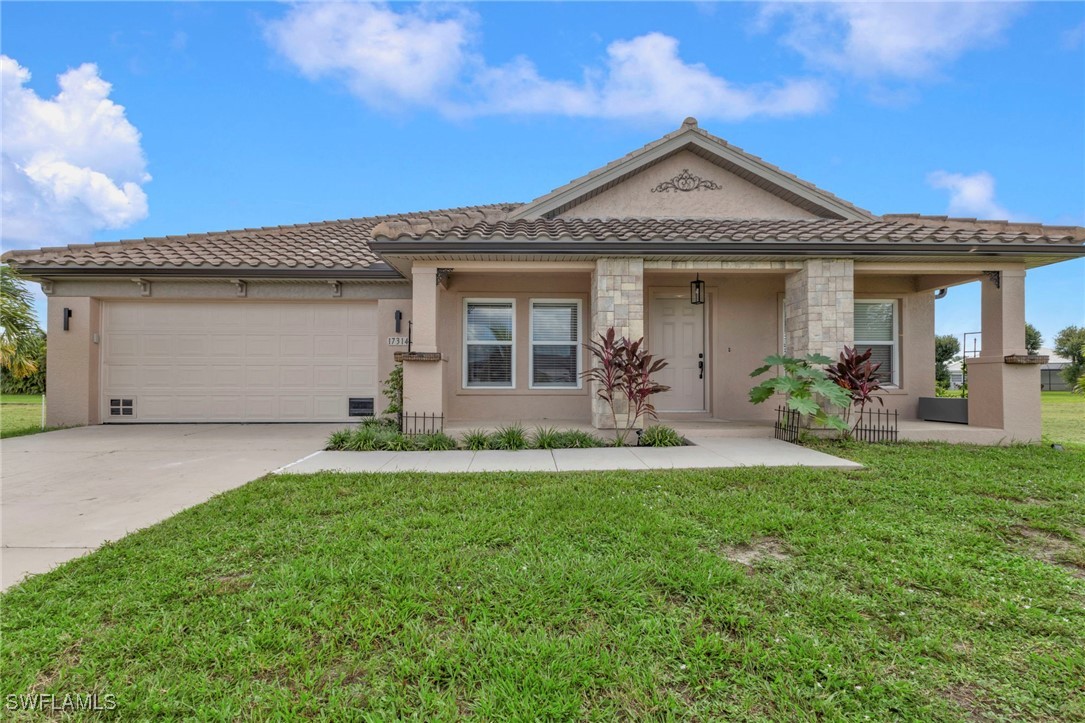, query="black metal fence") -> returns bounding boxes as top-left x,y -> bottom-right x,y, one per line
852,408 -> 898,443
775,406 -> 801,443
398,411 -> 444,436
